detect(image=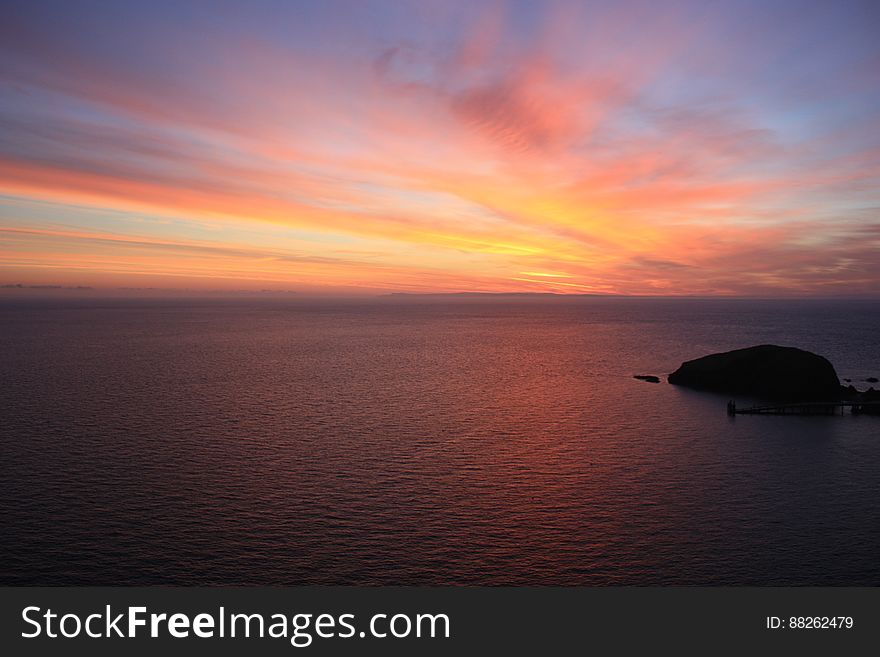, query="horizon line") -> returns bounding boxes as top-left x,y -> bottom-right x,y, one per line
1,284 -> 878,302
